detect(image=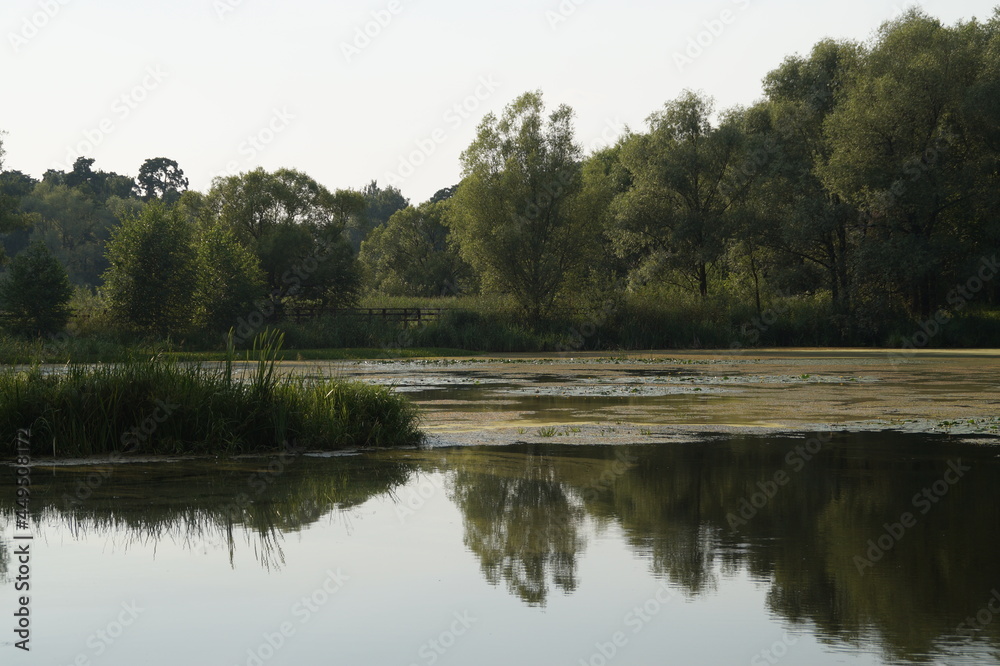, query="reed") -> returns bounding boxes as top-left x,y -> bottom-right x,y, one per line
0,330 -> 422,457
